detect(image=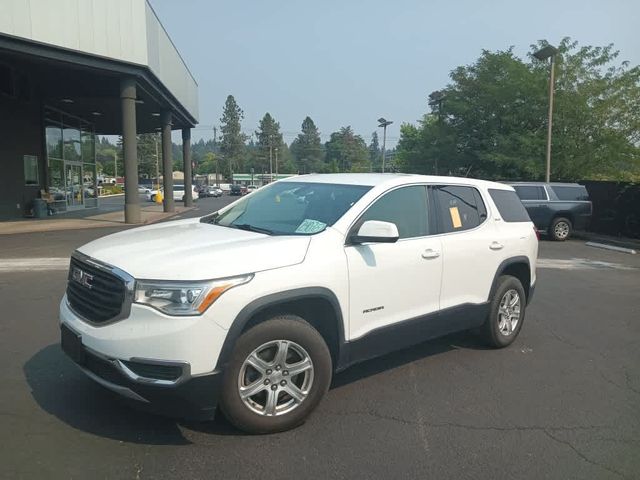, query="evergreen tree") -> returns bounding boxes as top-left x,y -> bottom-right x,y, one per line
255,113 -> 284,175
368,131 -> 381,172
325,126 -> 369,172
219,95 -> 247,176
290,116 -> 324,173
